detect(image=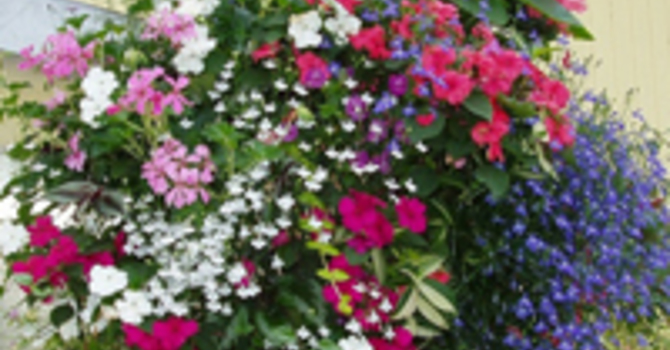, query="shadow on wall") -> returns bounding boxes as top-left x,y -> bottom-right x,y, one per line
0,54 -> 54,147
